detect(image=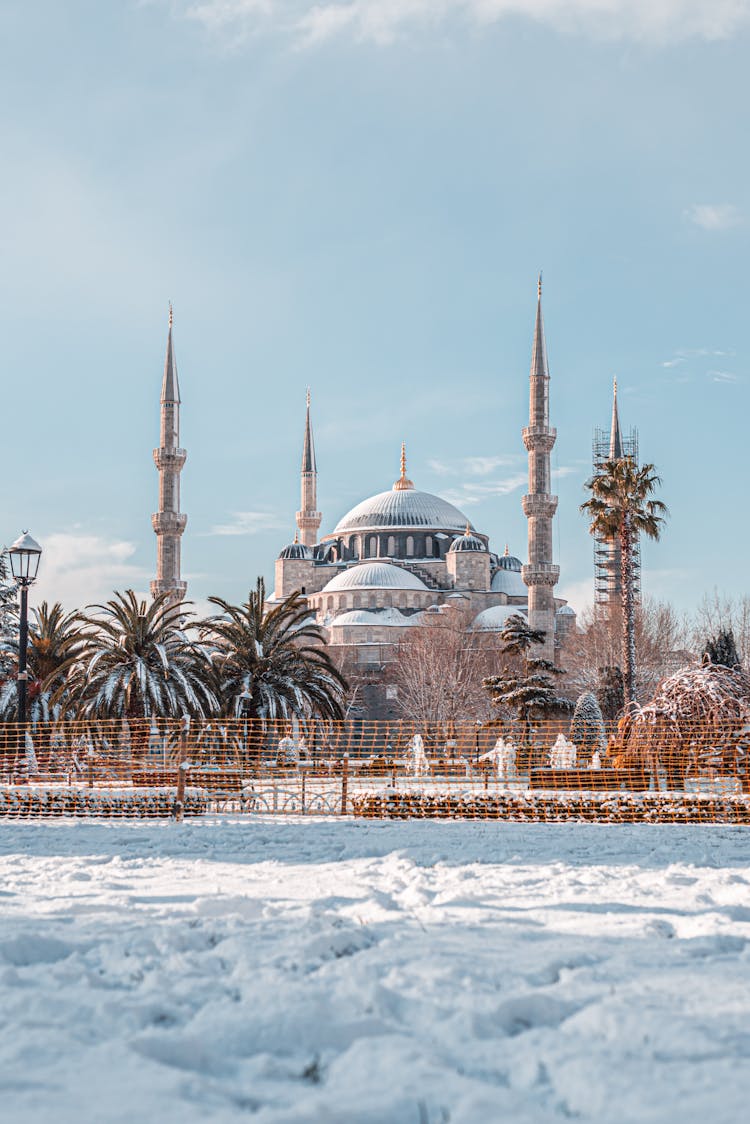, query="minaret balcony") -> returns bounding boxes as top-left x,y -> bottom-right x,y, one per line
522,426 -> 556,454
152,512 -> 187,535
153,447 -> 187,471
522,493 -> 558,518
150,579 -> 187,601
522,563 -> 560,587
